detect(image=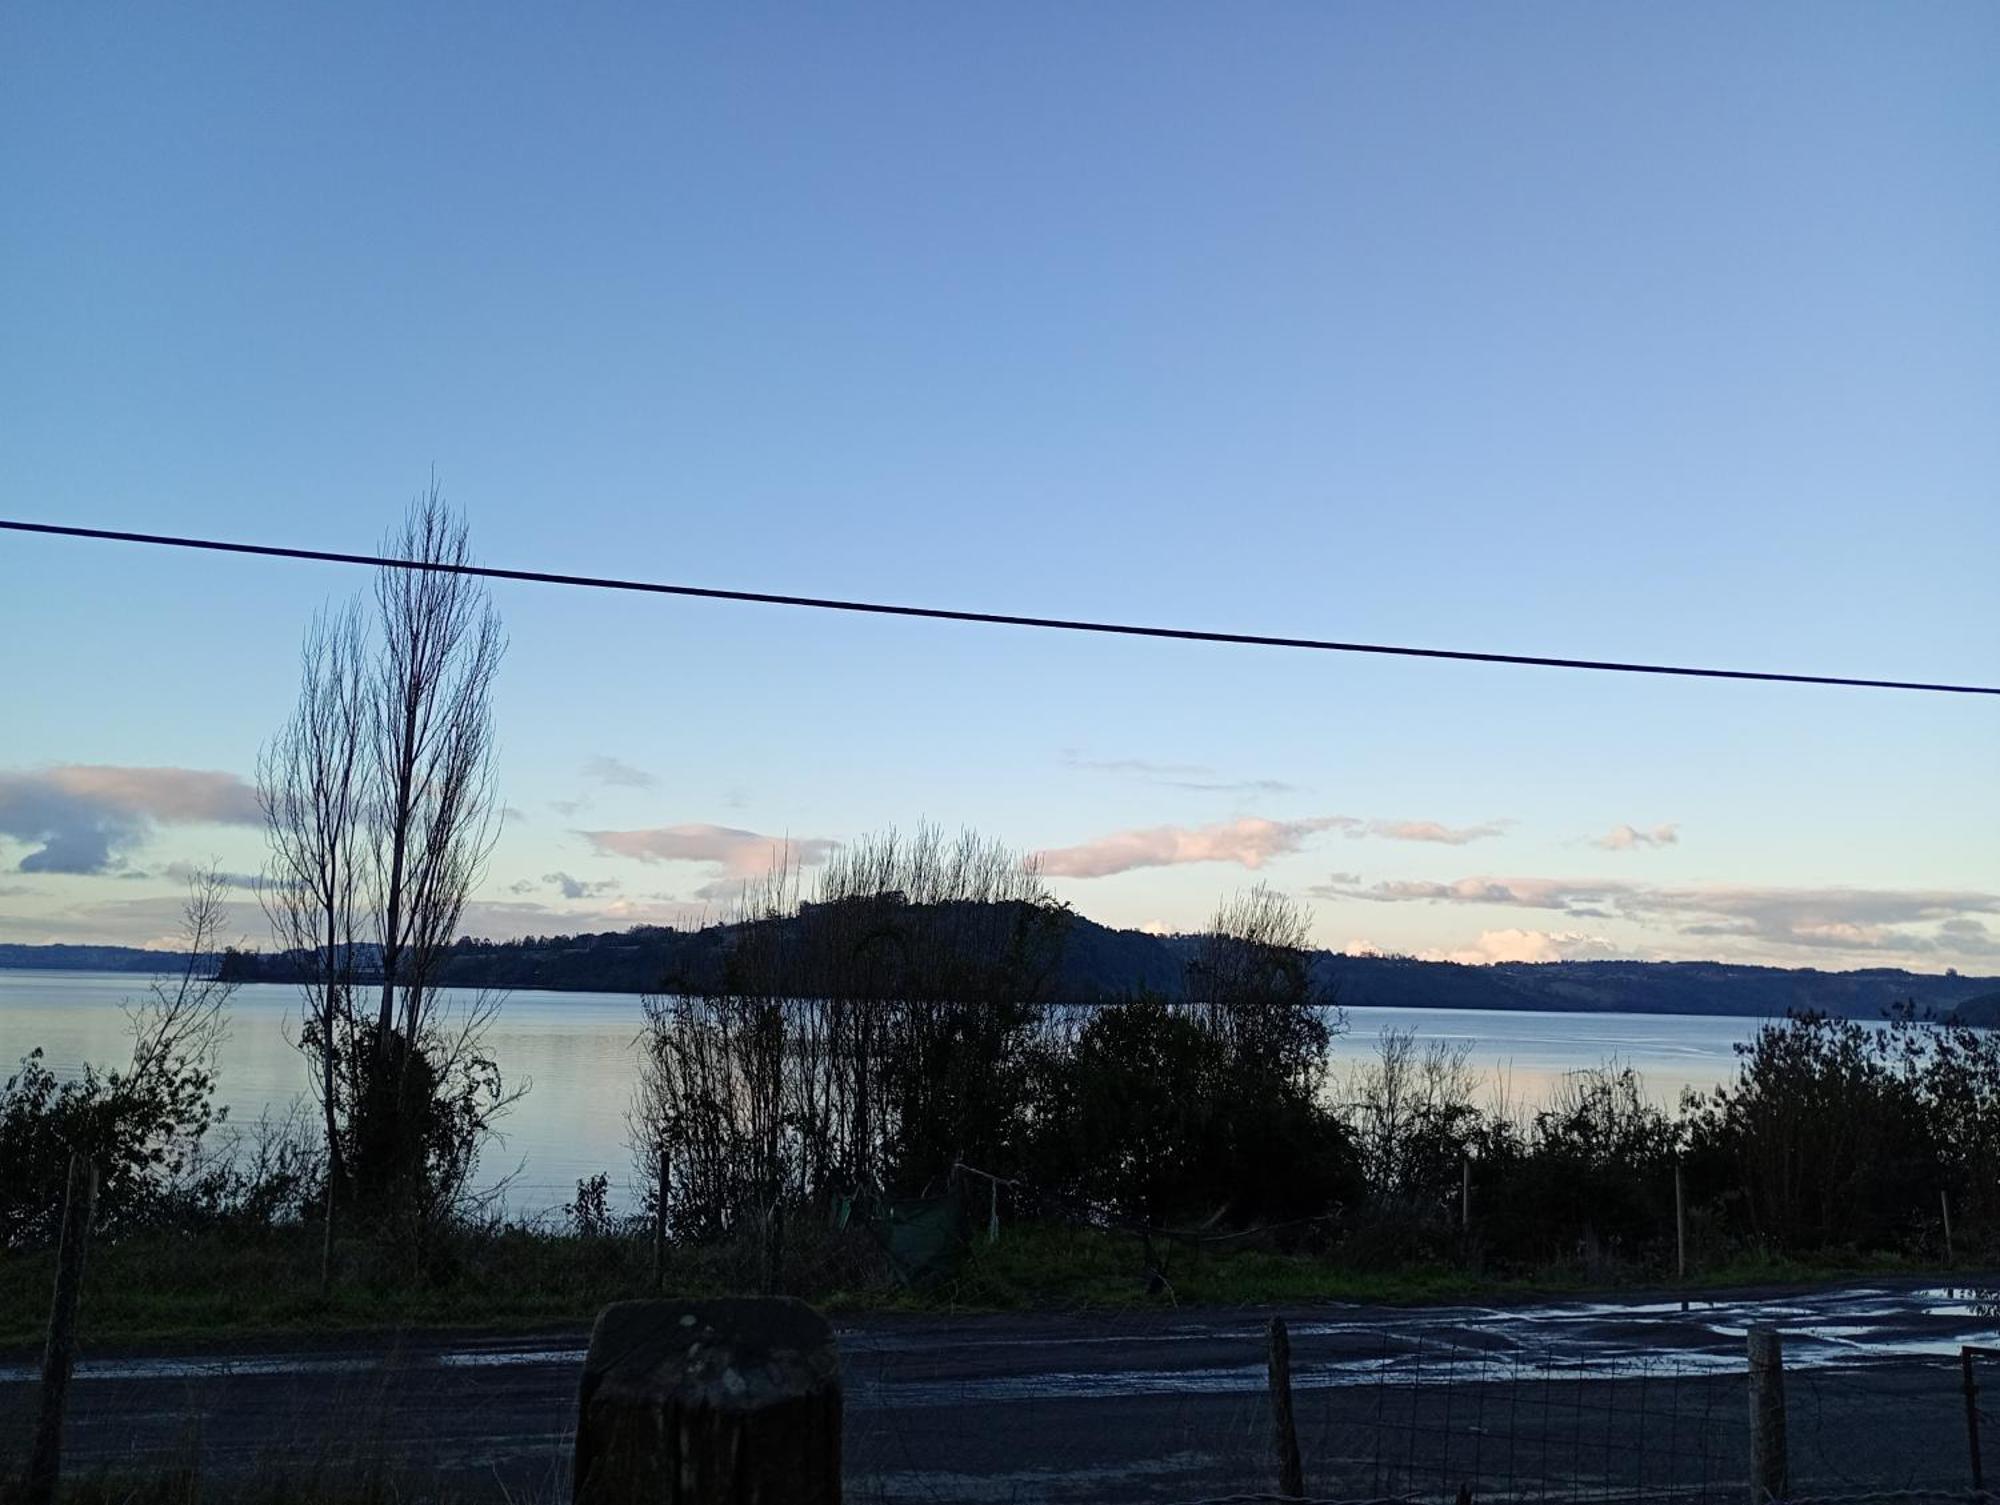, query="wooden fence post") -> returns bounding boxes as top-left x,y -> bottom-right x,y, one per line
763,1197 -> 785,1296
1747,1327 -> 1788,1505
25,1153 -> 99,1505
1963,1348 -> 1983,1492
574,1297 -> 841,1504
651,1150 -> 669,1293
1268,1316 -> 1306,1500
1675,1158 -> 1688,1311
